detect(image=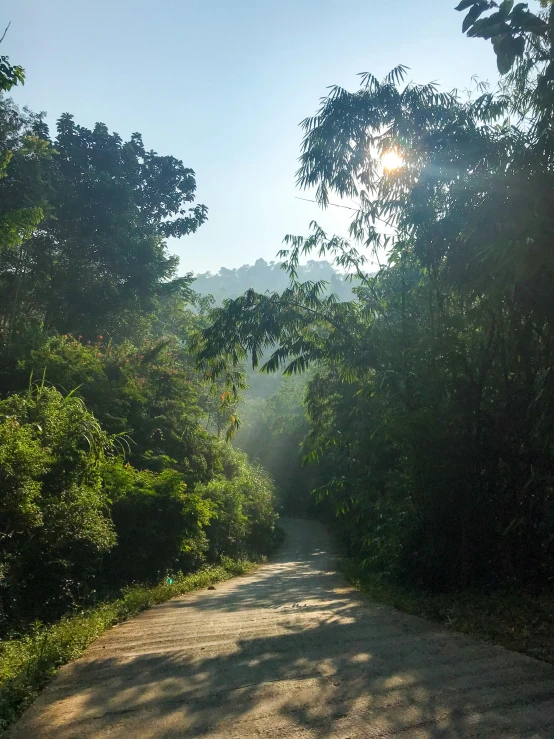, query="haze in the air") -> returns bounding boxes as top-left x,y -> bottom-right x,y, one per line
3,0 -> 500,274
